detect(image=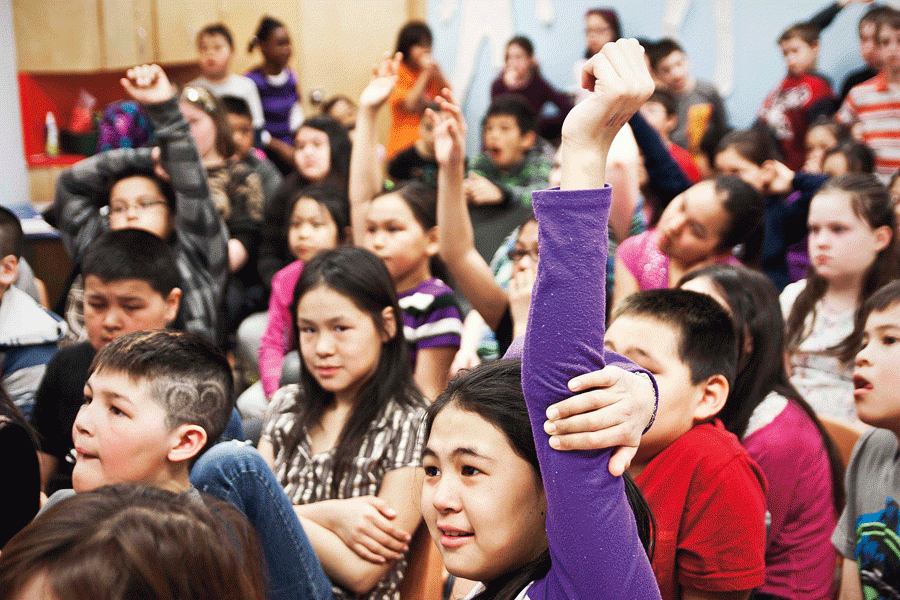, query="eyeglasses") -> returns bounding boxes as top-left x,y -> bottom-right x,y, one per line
180,86 -> 217,114
508,248 -> 539,262
108,199 -> 169,215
